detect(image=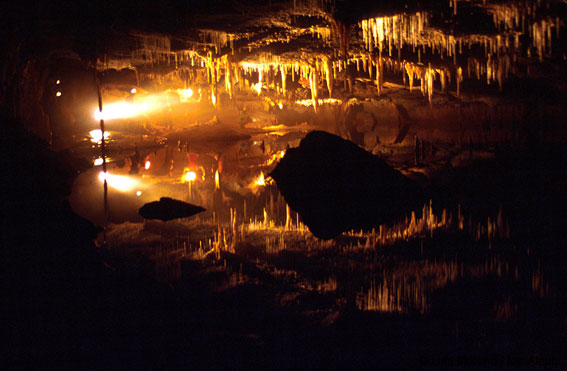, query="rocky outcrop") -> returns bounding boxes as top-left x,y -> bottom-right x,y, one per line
269,130 -> 427,239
